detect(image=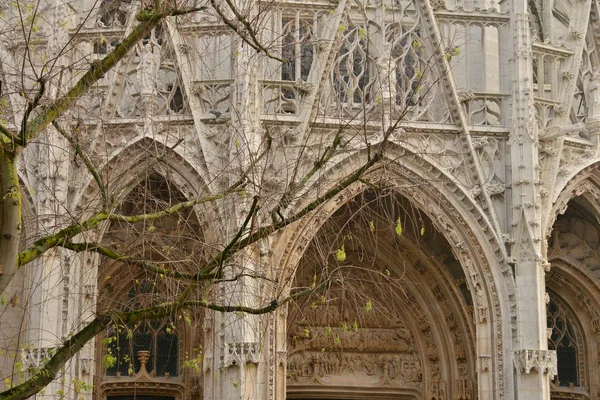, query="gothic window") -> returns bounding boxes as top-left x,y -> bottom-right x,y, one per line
105,282 -> 179,377
332,22 -> 373,107
547,299 -> 579,387
99,173 -> 205,379
384,22 -> 427,109
281,16 -> 314,82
